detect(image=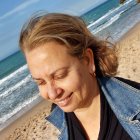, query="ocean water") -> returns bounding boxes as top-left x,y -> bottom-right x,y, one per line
0,0 -> 140,131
